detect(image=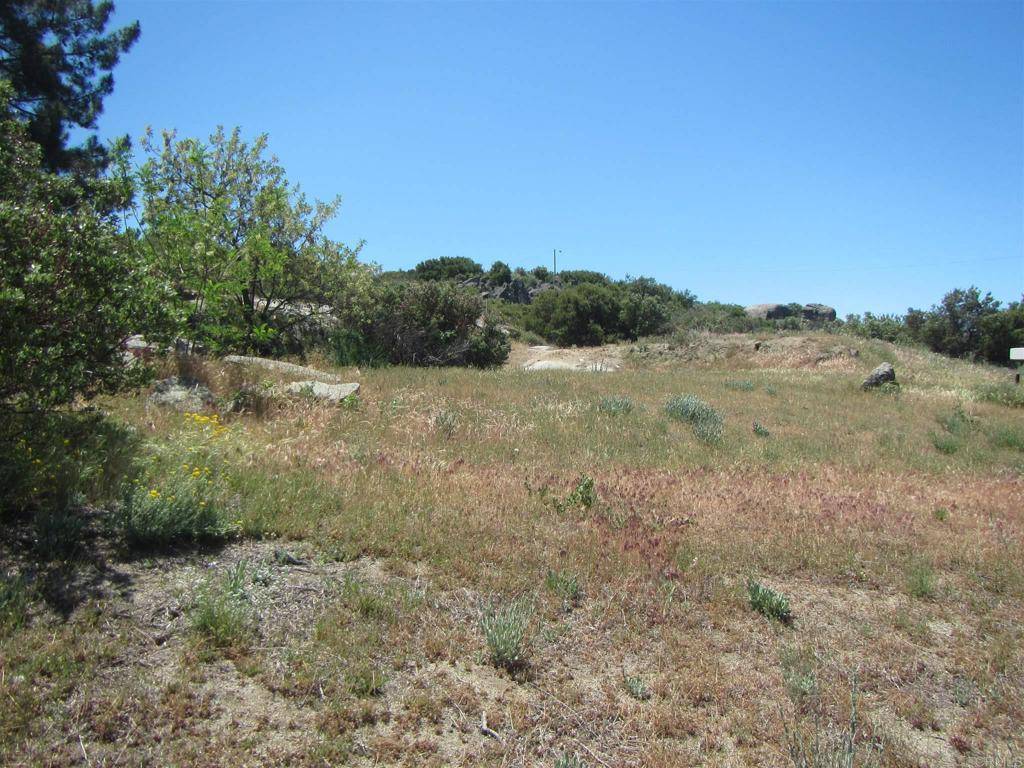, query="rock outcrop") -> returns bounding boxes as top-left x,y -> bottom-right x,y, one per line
801,303 -> 837,323
862,362 -> 896,389
223,355 -> 346,383
284,381 -> 360,402
745,303 -> 795,320
147,377 -> 215,411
